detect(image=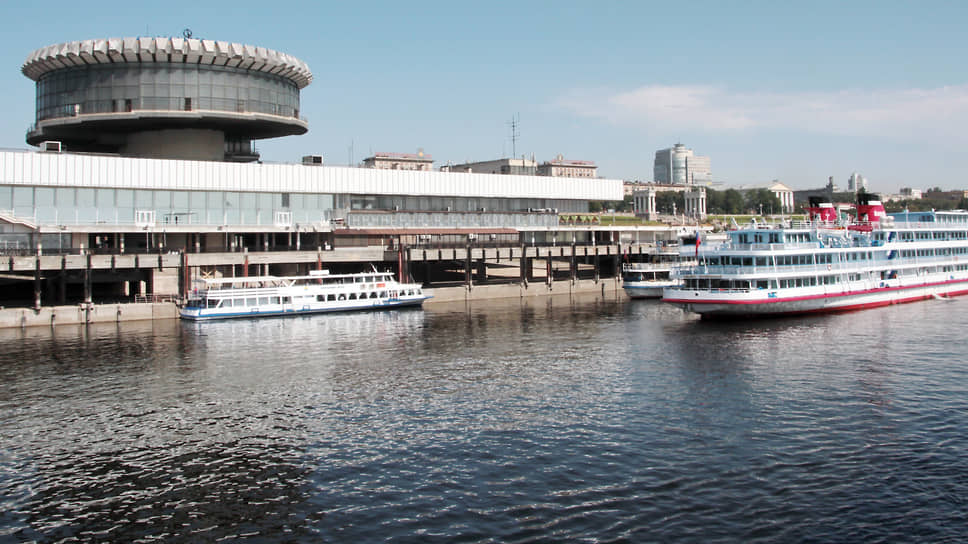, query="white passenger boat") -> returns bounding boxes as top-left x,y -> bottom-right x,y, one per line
622,245 -> 695,299
179,269 -> 430,321
663,194 -> 968,318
